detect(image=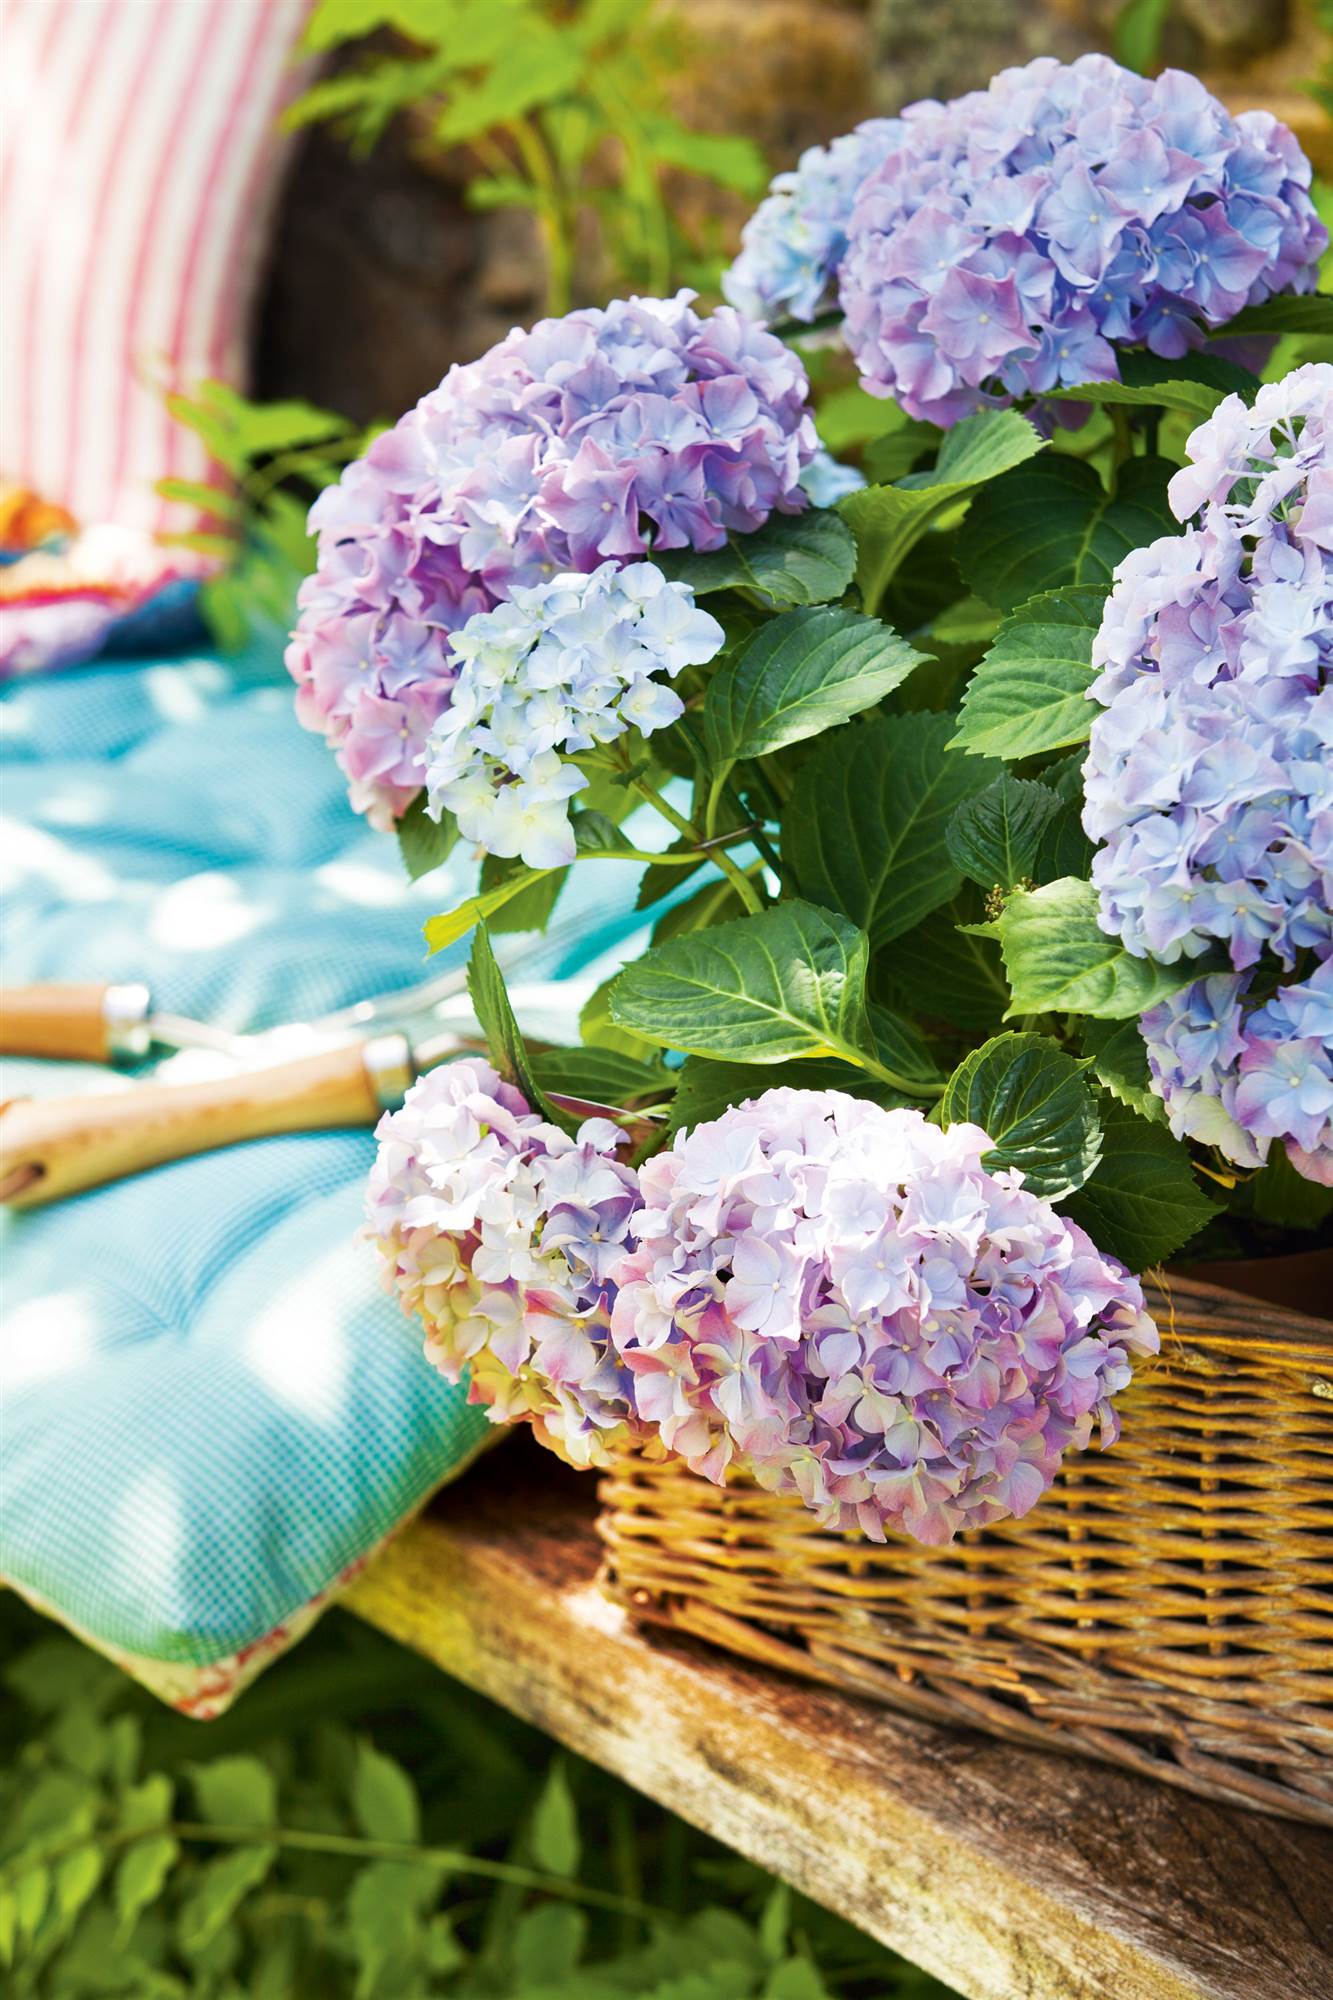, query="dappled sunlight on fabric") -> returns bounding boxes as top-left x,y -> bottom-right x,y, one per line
2,1289 -> 98,1390
239,1238 -> 360,1422
142,660 -> 230,724
147,873 -> 269,951
0,816 -> 119,899
313,858 -> 410,908
111,1469 -> 184,1610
